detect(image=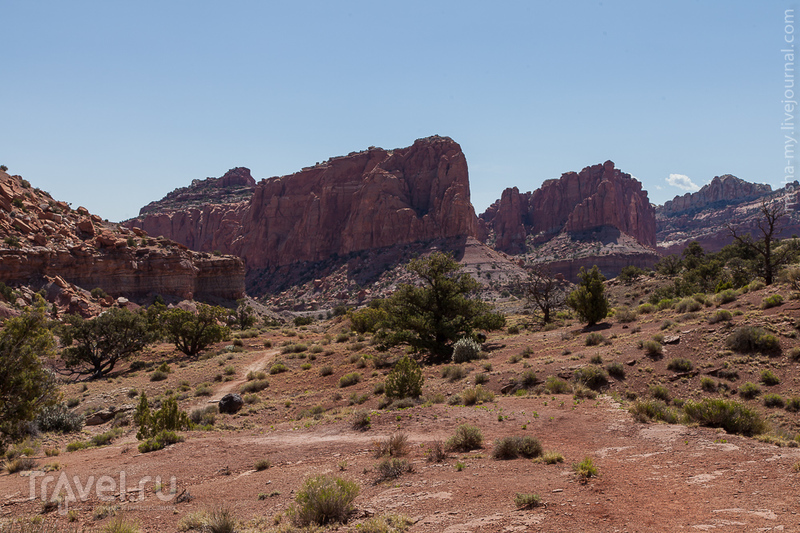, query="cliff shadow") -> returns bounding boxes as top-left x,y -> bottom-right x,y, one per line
568,225 -> 622,245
